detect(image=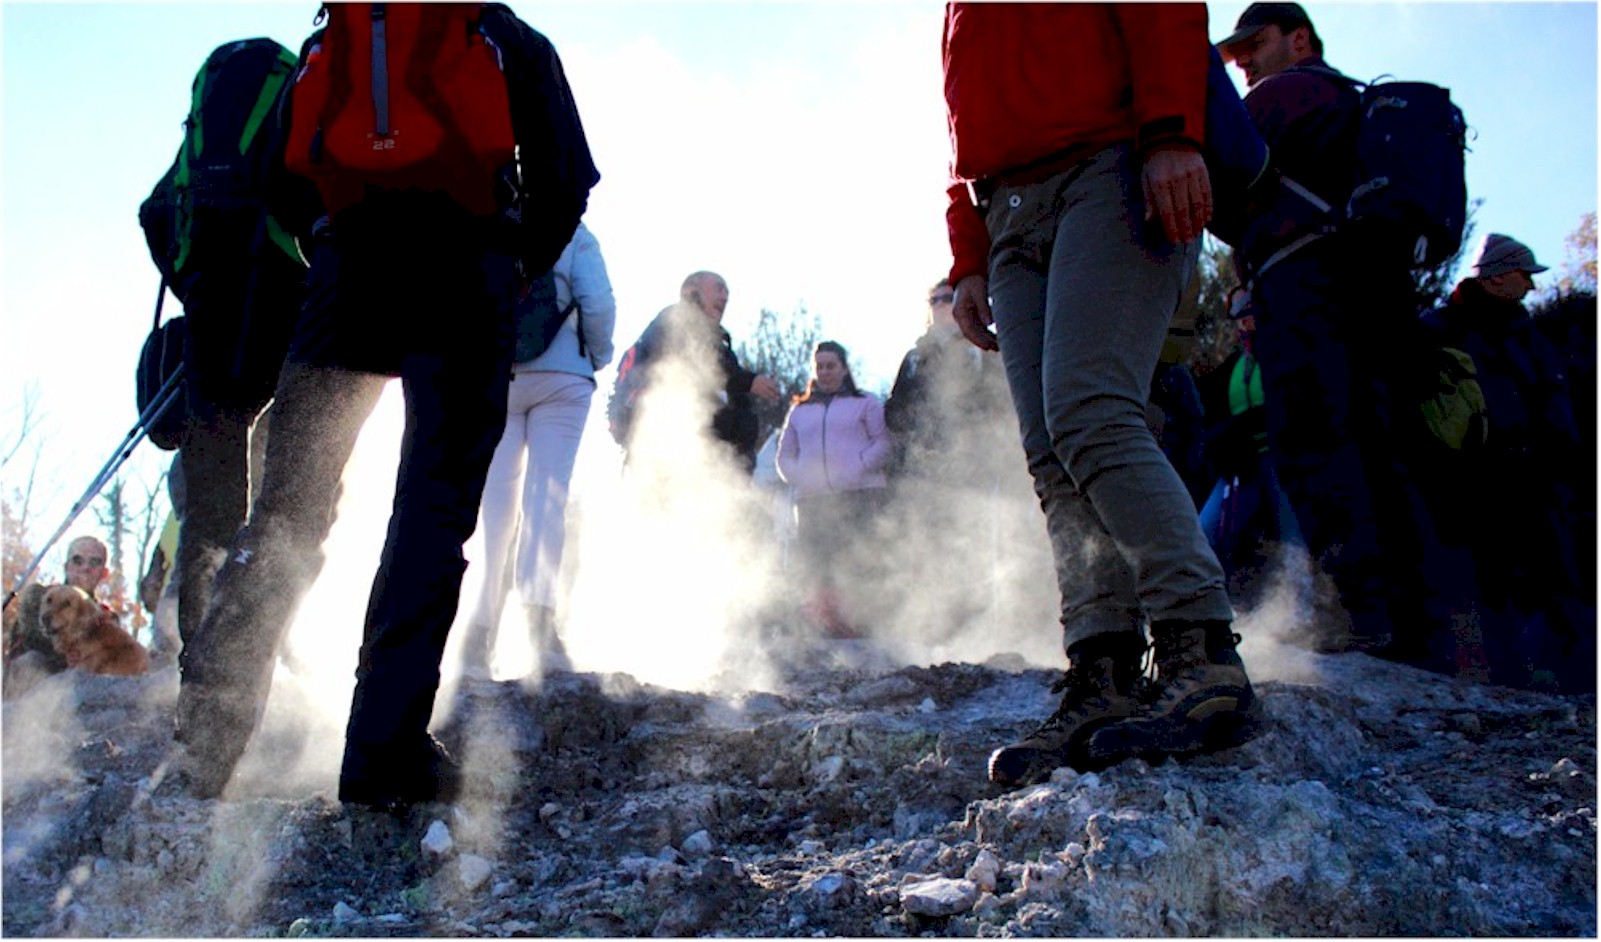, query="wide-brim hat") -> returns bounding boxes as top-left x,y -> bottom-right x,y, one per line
1472,233 -> 1549,279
